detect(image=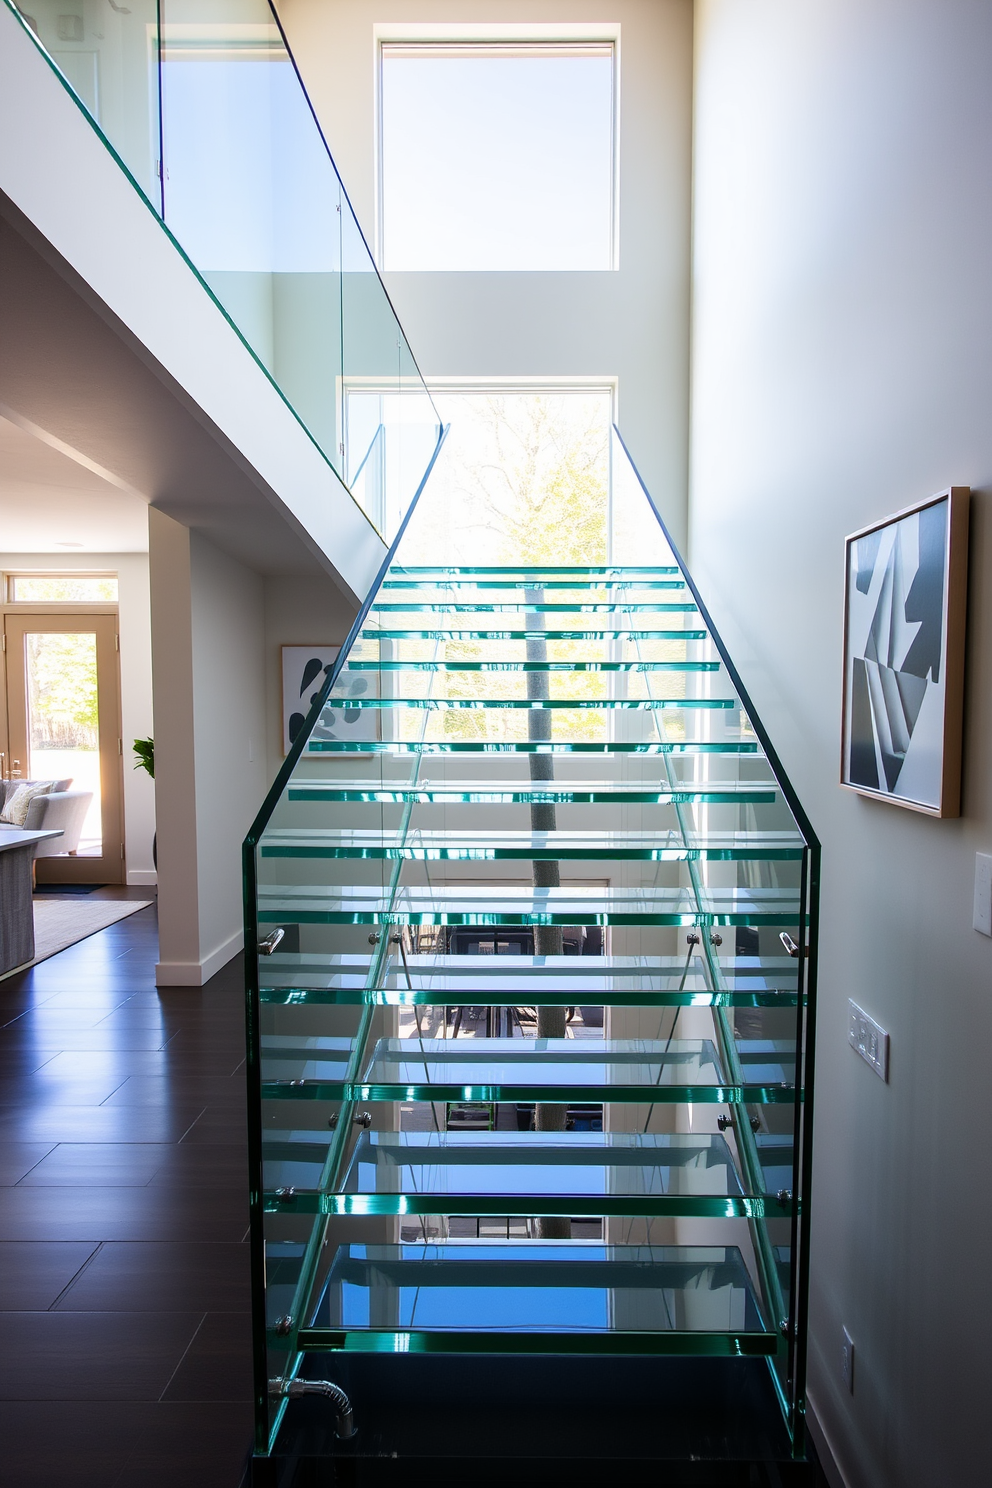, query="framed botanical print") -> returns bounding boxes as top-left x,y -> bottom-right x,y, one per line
841,487 -> 969,817
281,646 -> 379,755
